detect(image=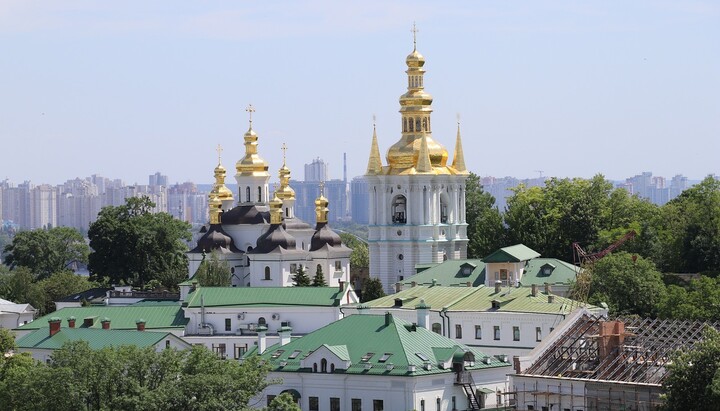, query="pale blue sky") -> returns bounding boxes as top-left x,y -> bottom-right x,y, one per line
1,1 -> 718,186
